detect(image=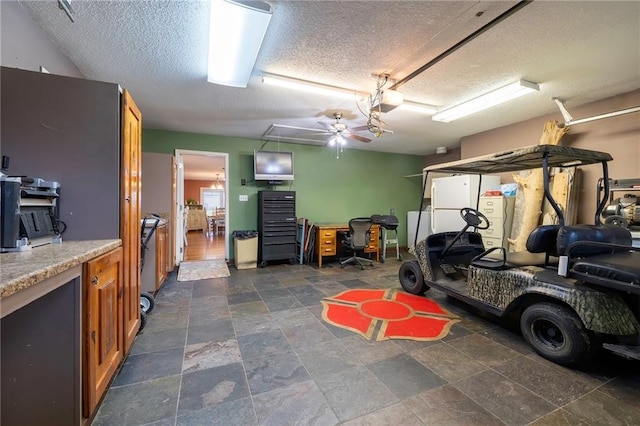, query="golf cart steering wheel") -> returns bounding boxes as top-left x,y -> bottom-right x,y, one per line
441,208 -> 490,255
460,207 -> 490,230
